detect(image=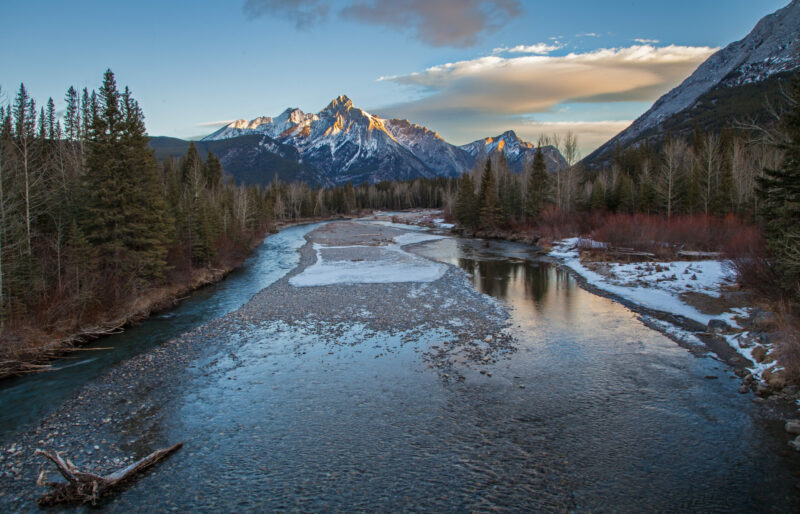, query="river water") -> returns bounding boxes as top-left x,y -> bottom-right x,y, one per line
2,223 -> 799,511
0,223 -> 323,439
